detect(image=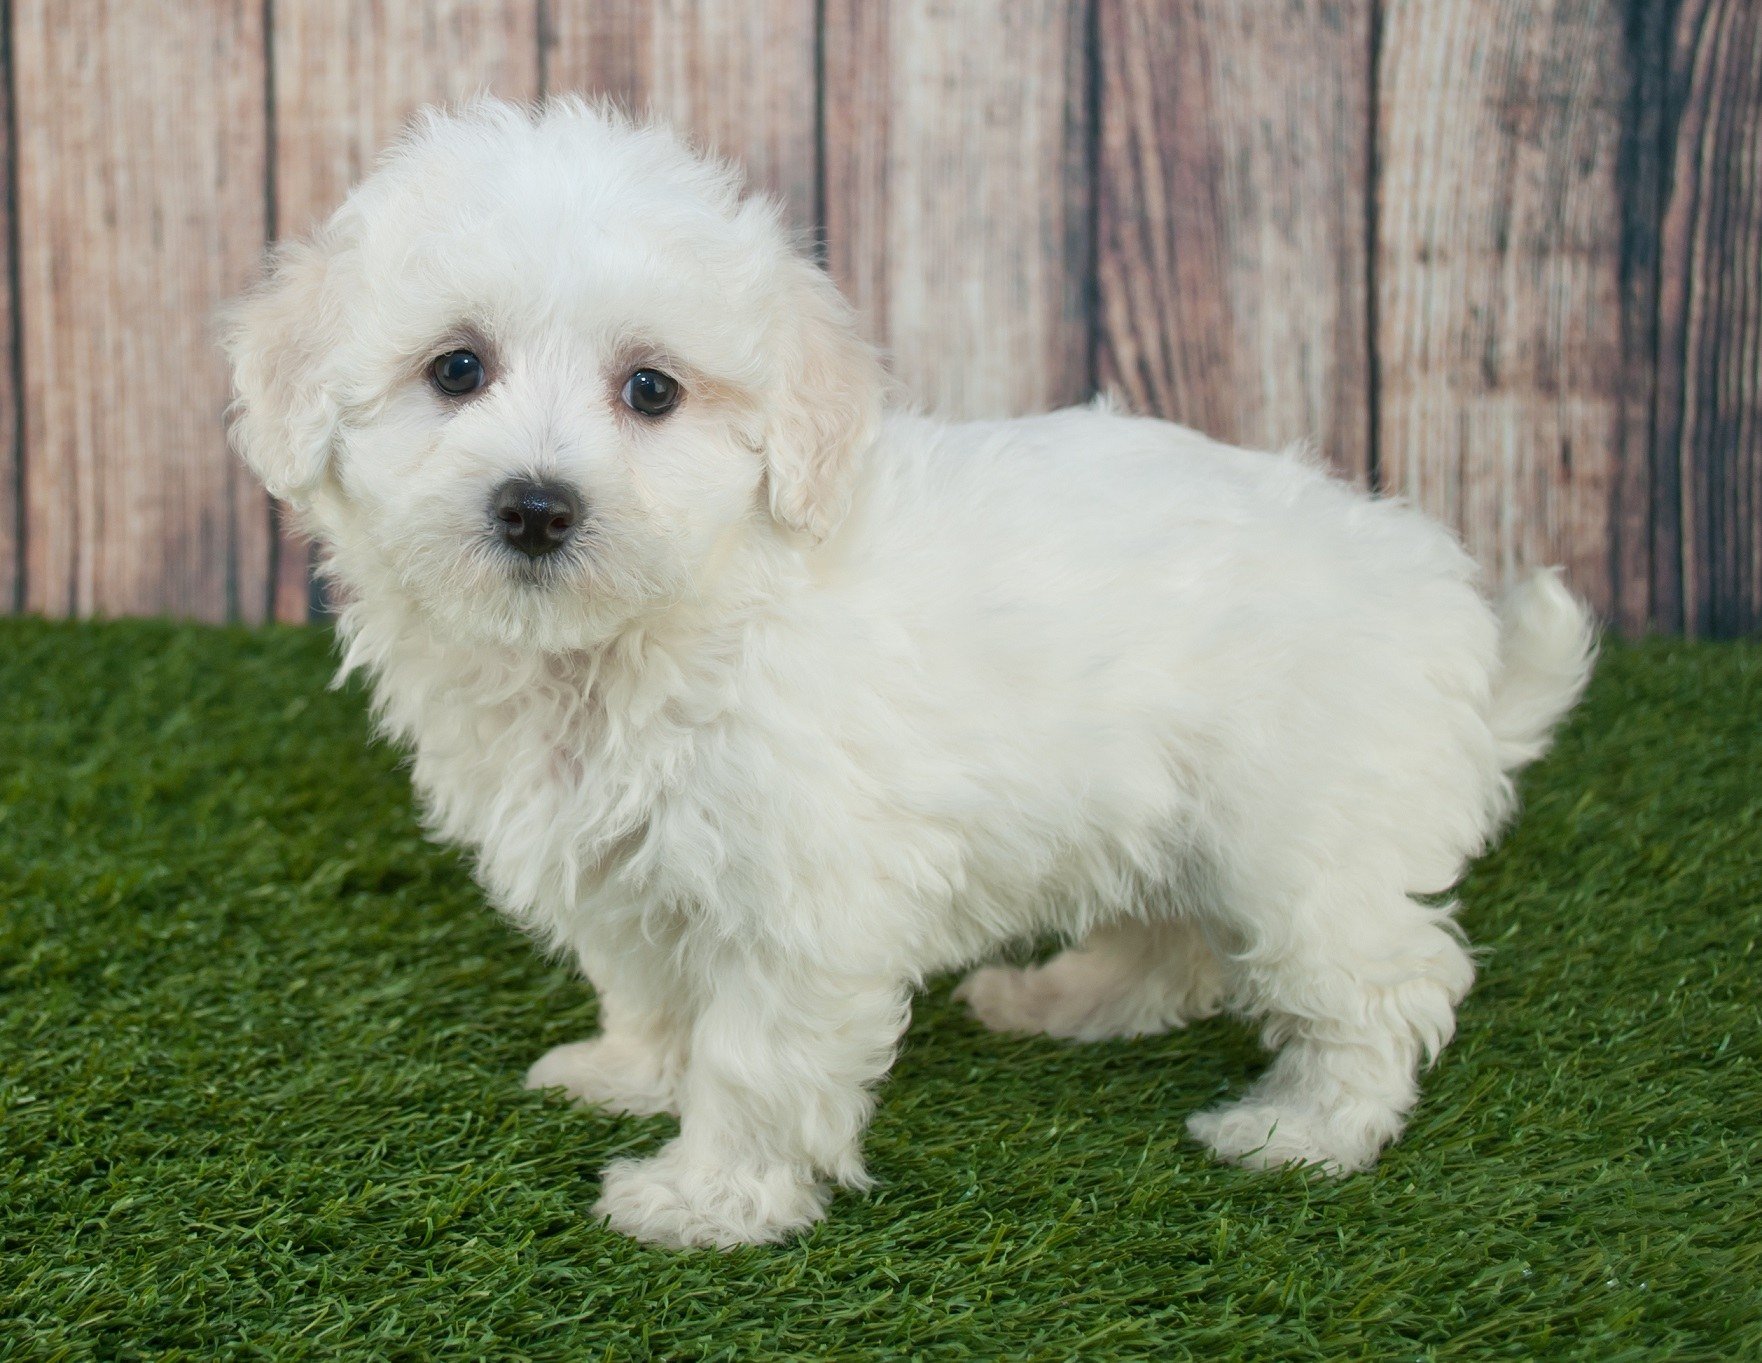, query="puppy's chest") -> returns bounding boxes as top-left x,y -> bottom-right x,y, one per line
404,679 -> 689,900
